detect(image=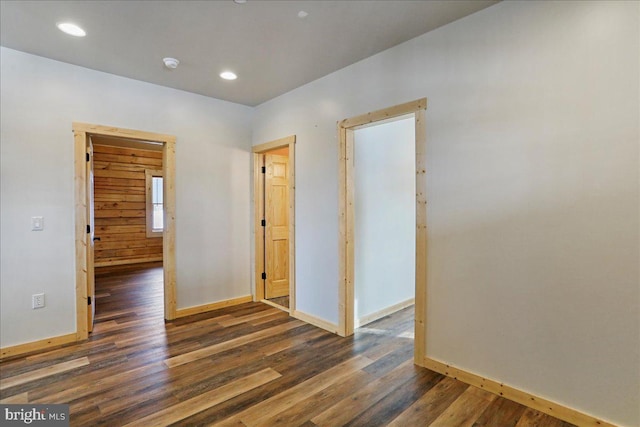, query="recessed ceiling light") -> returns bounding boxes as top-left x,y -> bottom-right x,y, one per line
57,22 -> 86,37
298,11 -> 309,18
163,57 -> 180,69
233,0 -> 247,4
220,71 -> 237,80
